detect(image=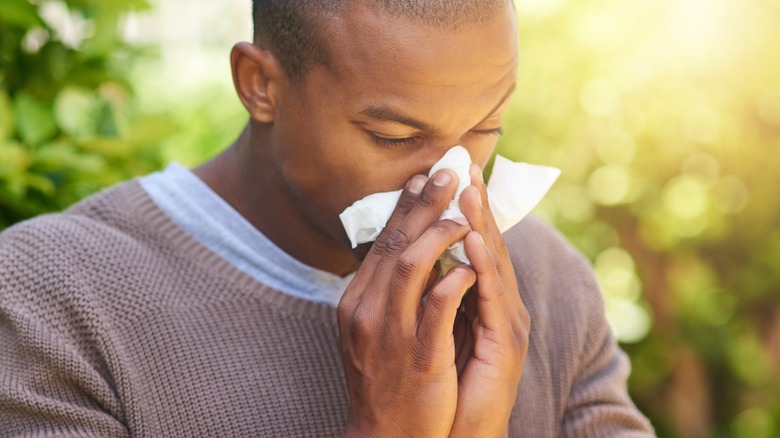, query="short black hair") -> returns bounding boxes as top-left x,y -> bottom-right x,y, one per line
251,0 -> 510,82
